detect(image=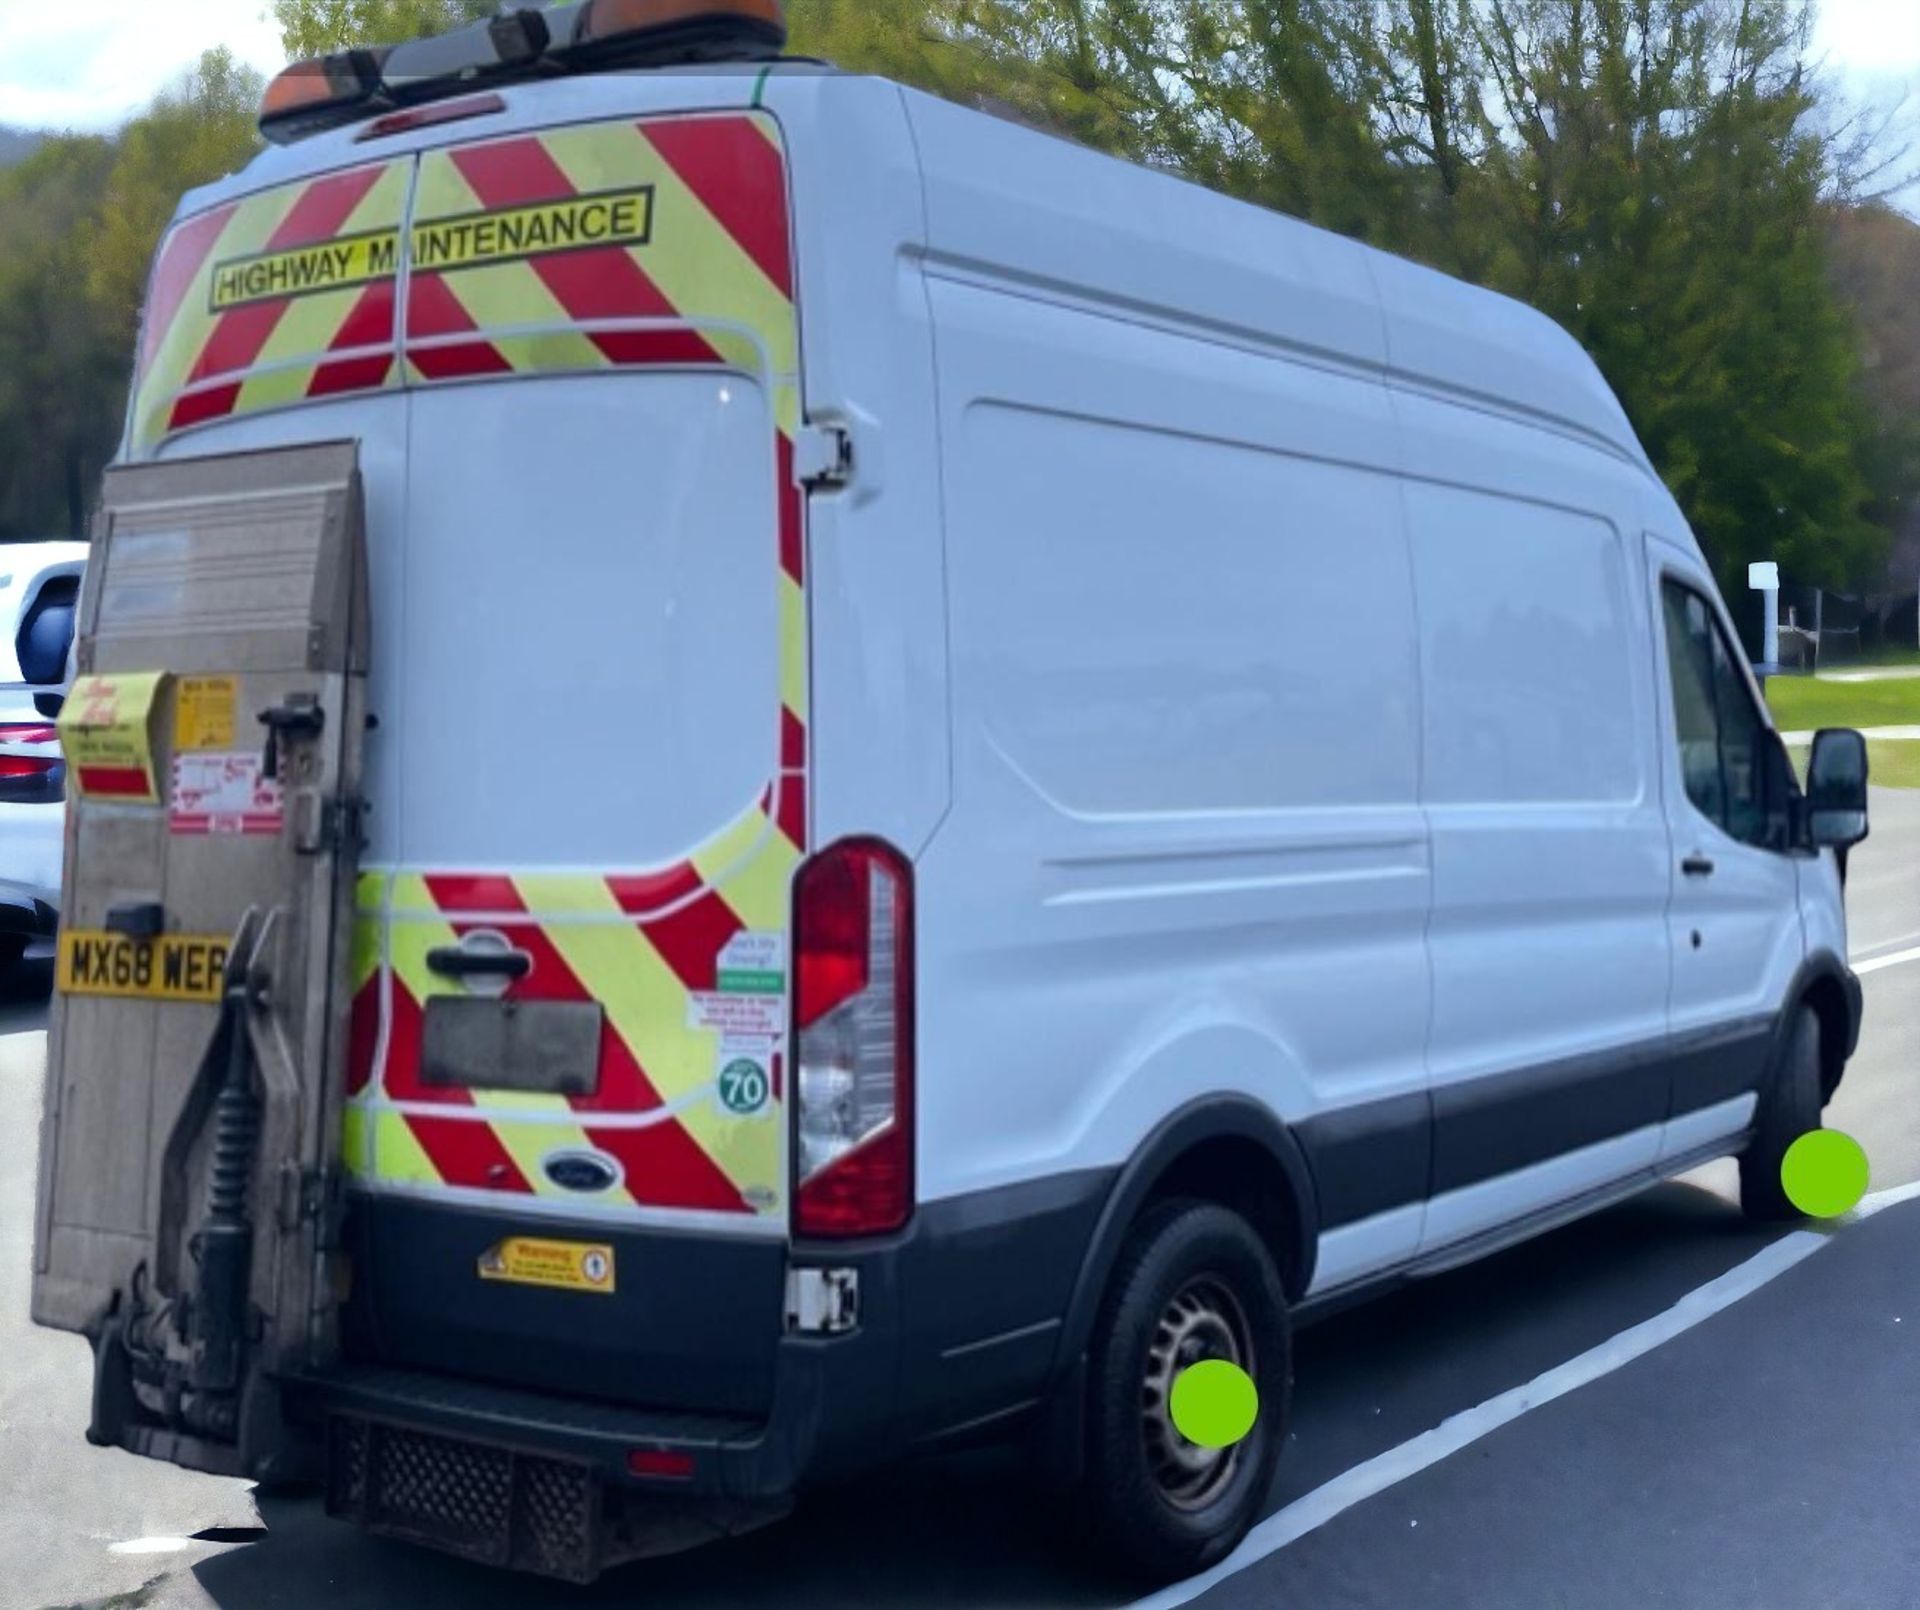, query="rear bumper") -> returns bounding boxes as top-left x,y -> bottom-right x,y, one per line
293,1366 -> 798,1579
297,1172 -> 1113,1575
